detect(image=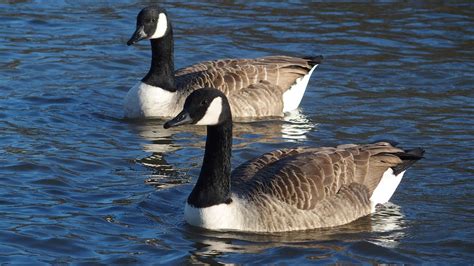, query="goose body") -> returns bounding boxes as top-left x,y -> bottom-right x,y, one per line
164,88 -> 424,232
125,6 -> 322,119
